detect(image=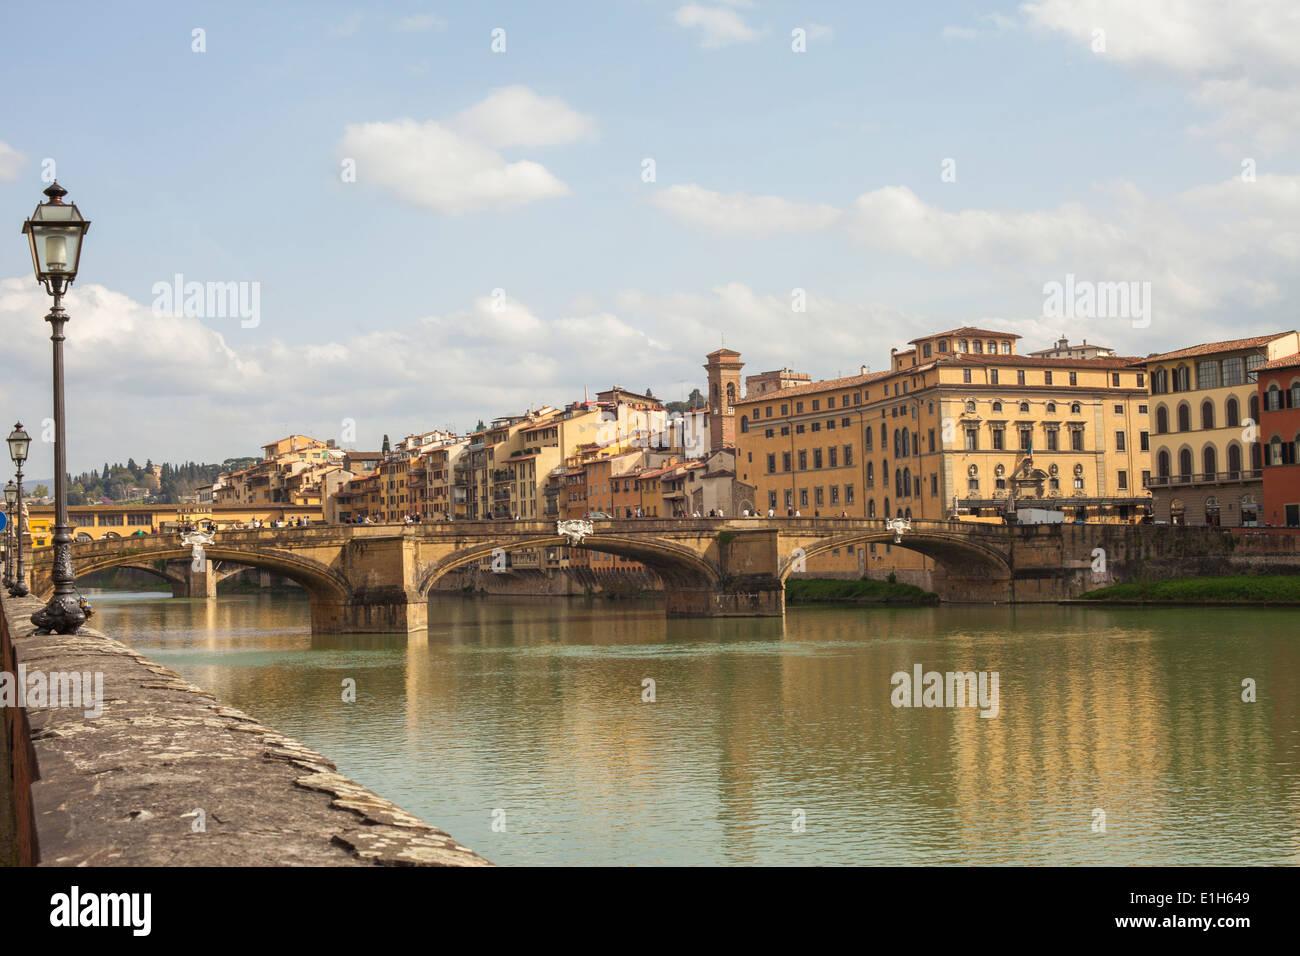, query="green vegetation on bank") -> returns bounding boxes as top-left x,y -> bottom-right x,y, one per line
785,577 -> 939,605
1082,575 -> 1300,604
